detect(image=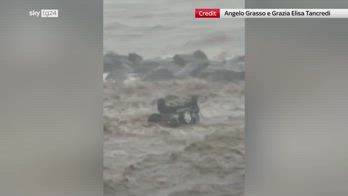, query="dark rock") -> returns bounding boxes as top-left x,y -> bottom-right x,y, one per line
104,52 -> 132,72
158,61 -> 181,73
103,52 -> 133,80
174,61 -> 210,78
128,53 -> 143,65
173,54 -> 187,66
142,60 -> 160,67
143,68 -> 175,81
198,70 -> 244,82
133,60 -> 161,76
193,50 -> 208,60
173,50 -> 208,66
